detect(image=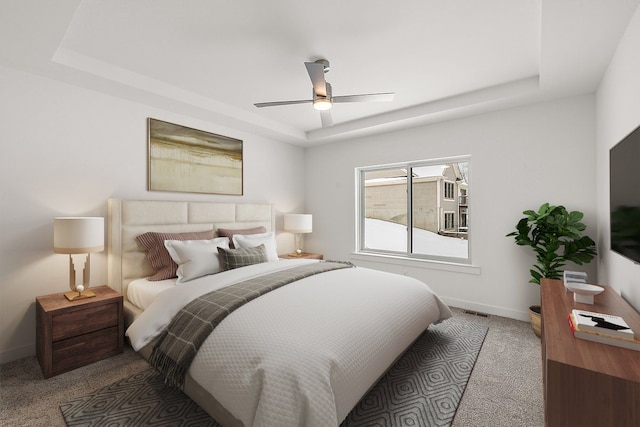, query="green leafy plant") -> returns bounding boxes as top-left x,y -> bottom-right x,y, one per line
506,203 -> 597,284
